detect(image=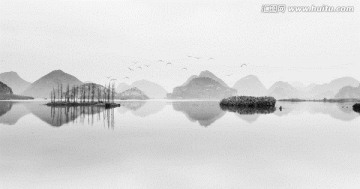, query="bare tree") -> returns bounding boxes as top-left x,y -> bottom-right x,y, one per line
97,87 -> 101,102
91,84 -> 95,103
111,83 -> 115,103
66,84 -> 70,102
60,83 -> 63,102
87,84 -> 91,103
